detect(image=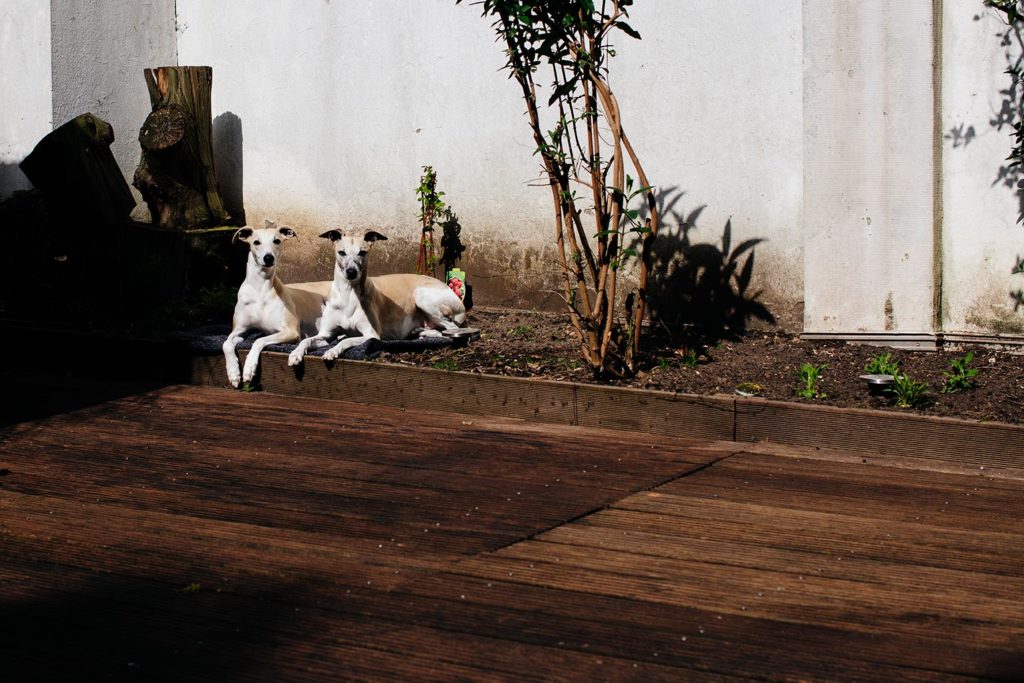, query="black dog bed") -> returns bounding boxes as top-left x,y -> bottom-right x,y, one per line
179,325 -> 462,361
